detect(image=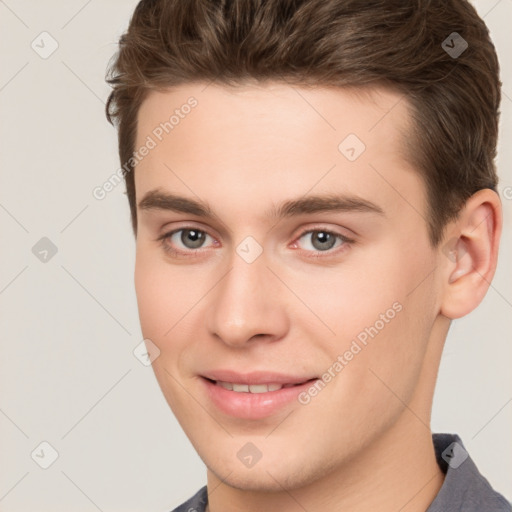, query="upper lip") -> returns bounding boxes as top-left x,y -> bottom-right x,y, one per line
201,370 -> 317,385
